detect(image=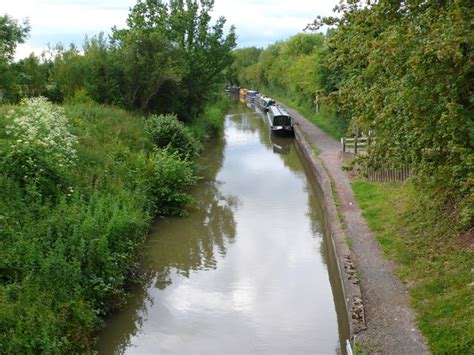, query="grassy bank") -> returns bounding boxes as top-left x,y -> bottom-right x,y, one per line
352,181 -> 473,354
0,96 -> 229,352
